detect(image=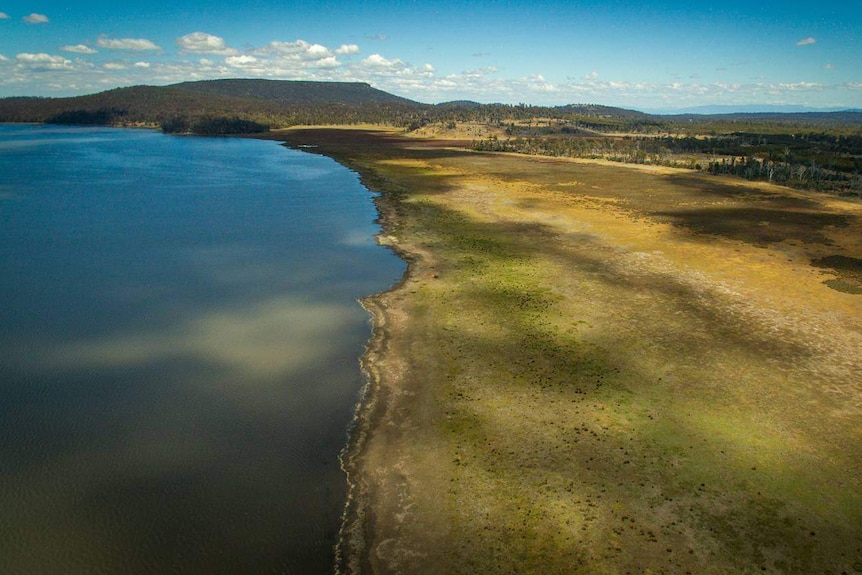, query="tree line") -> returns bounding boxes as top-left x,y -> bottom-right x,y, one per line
473,132 -> 862,197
